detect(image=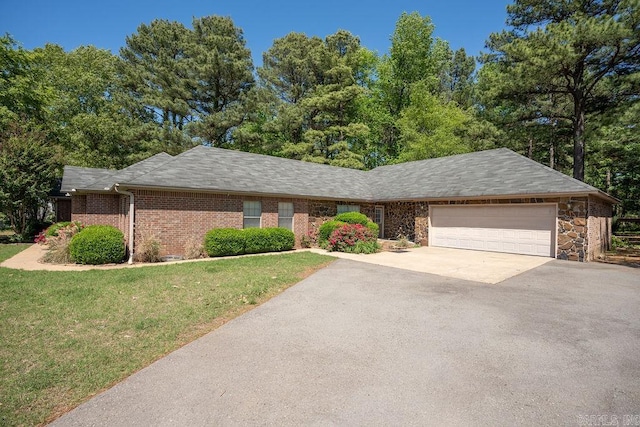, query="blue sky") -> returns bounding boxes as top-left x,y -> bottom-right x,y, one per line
2,0 -> 511,65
